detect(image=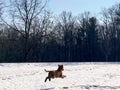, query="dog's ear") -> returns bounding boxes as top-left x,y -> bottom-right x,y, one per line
58,64 -> 63,66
